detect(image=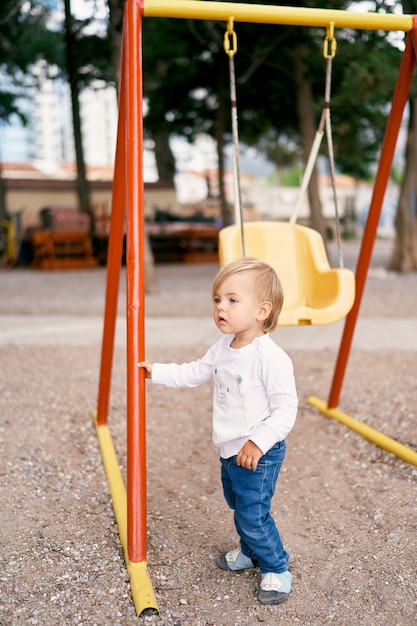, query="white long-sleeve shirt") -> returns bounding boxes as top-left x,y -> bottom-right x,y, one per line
151,333 -> 298,459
